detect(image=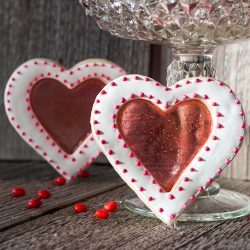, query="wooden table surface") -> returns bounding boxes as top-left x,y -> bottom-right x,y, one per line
0,161 -> 249,250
